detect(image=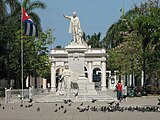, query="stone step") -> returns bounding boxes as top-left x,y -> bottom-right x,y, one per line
34,93 -> 117,103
